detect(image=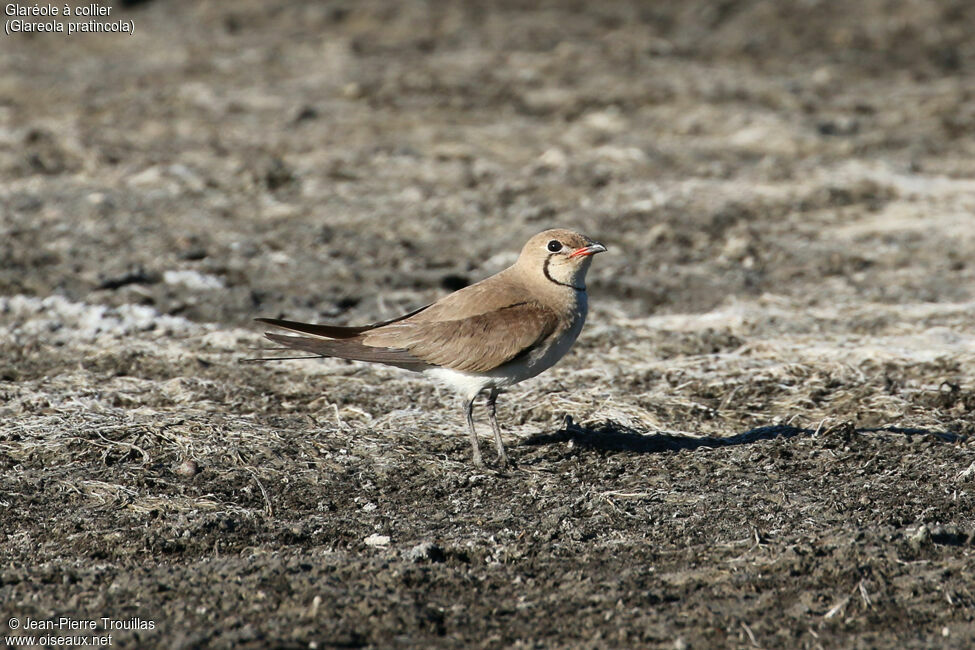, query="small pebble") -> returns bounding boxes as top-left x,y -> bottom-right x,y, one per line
364,534 -> 390,547
175,459 -> 199,477
407,541 -> 445,563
